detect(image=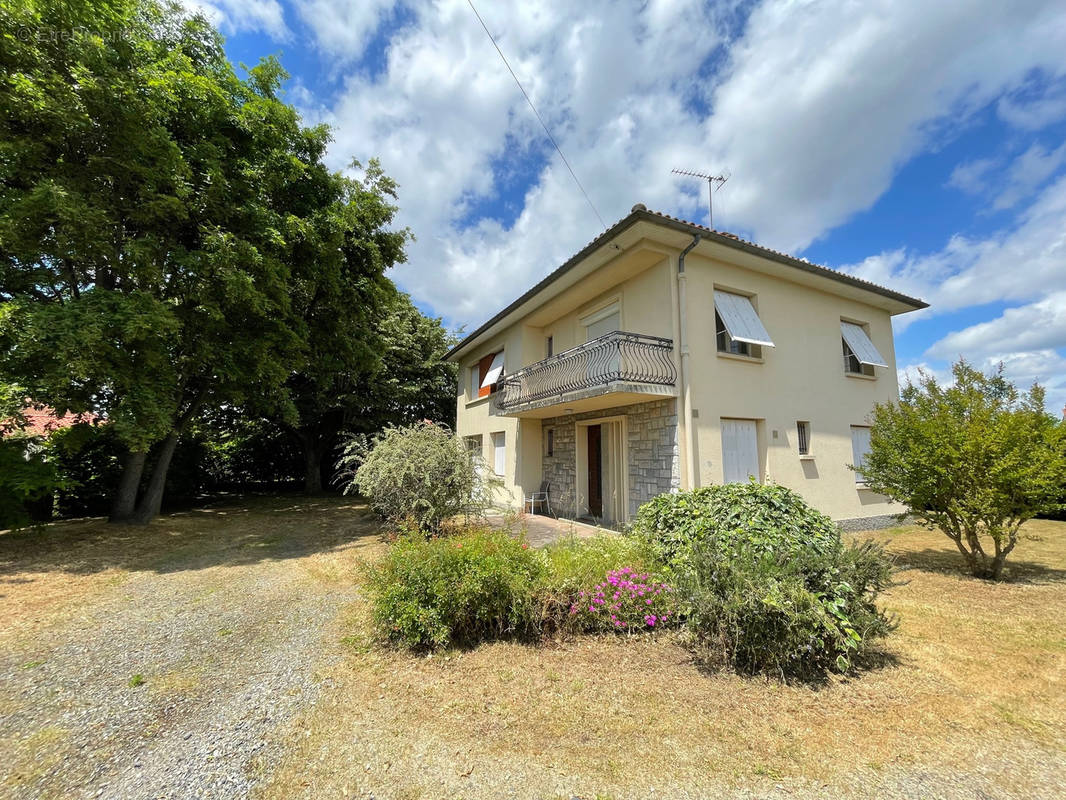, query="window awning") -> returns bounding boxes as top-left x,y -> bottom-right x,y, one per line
480,351 -> 505,388
713,291 -> 775,347
840,322 -> 887,367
